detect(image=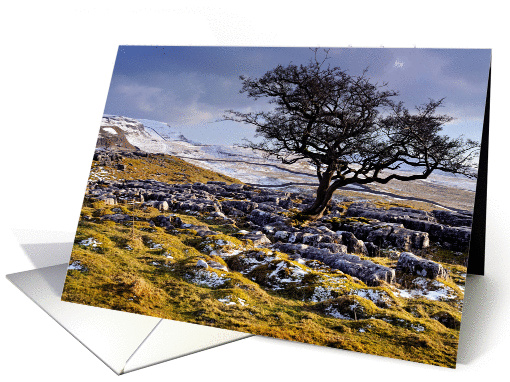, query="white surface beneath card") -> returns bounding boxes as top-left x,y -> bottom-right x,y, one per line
7,264 -> 250,374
